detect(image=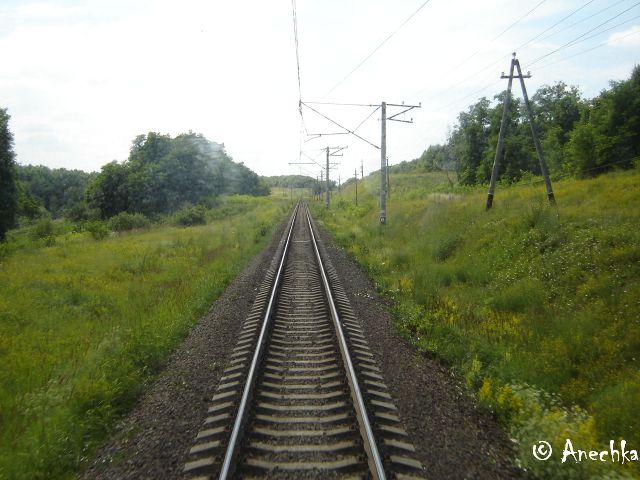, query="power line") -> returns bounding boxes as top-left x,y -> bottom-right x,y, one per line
529,1 -> 640,67
408,0 -> 550,102
324,0 -> 433,97
433,79 -> 503,112
448,0 -> 548,74
418,1 -> 639,110
535,28 -> 640,71
514,0 -> 597,52
534,0 -> 631,45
